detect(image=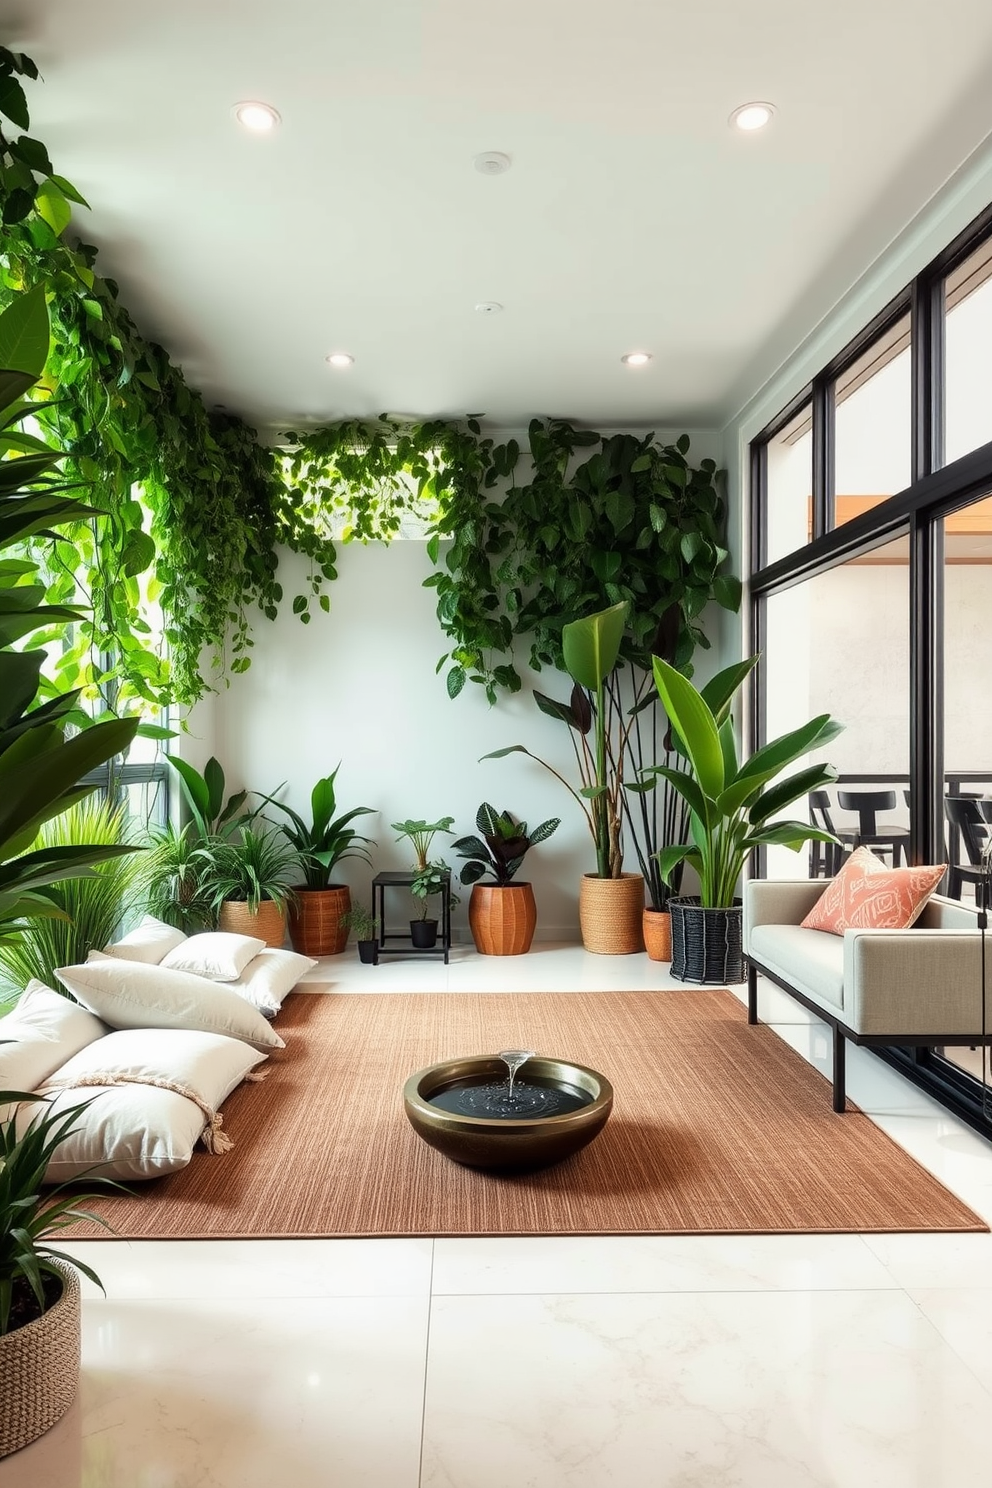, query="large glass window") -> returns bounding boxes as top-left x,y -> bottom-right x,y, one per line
762,533 -> 910,880
945,240 -> 992,465
765,406 -> 812,566
833,314 -> 912,524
